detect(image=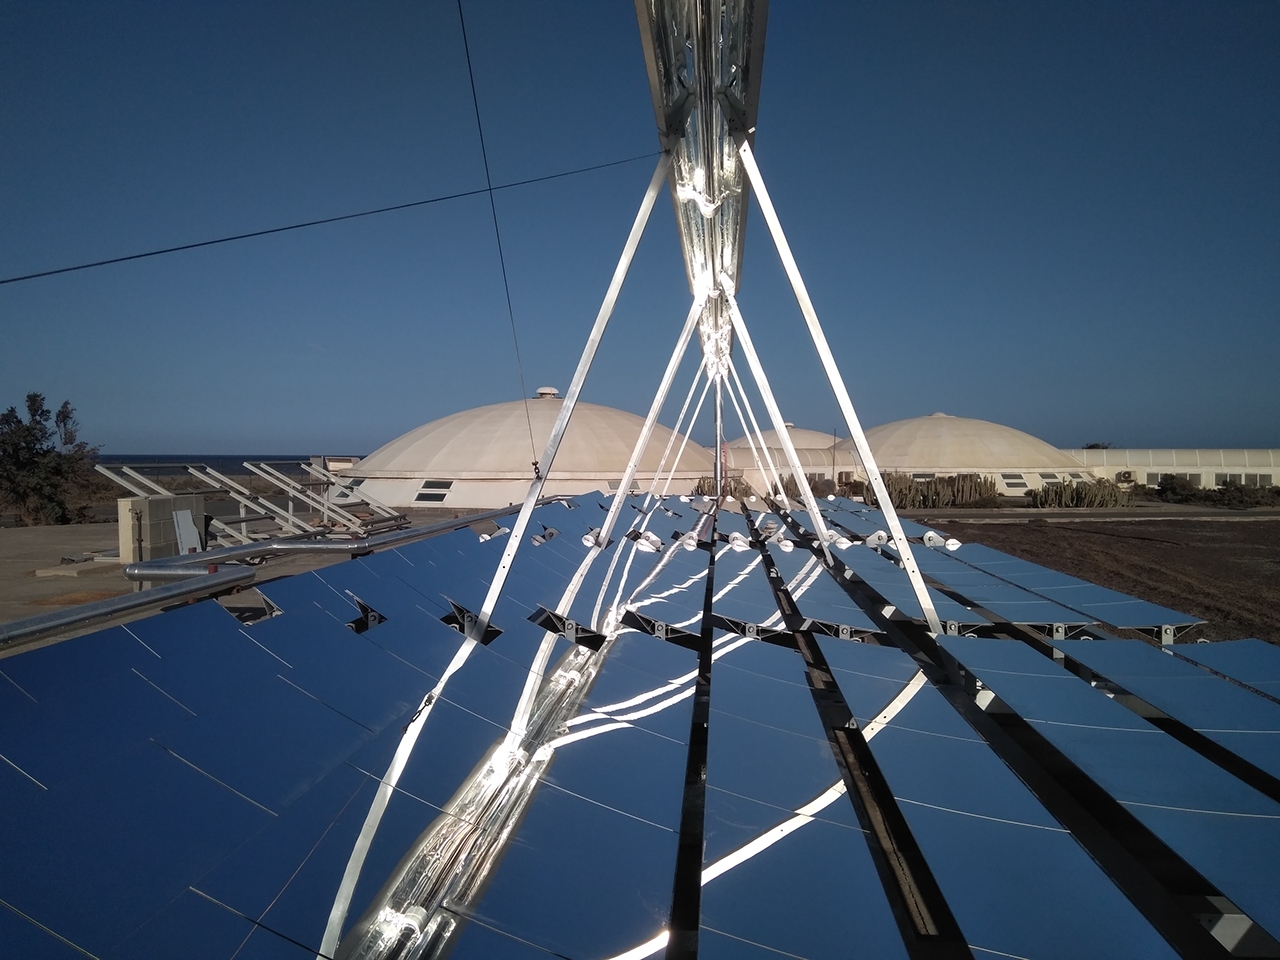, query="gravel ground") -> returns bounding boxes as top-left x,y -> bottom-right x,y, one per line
933,516 -> 1280,643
